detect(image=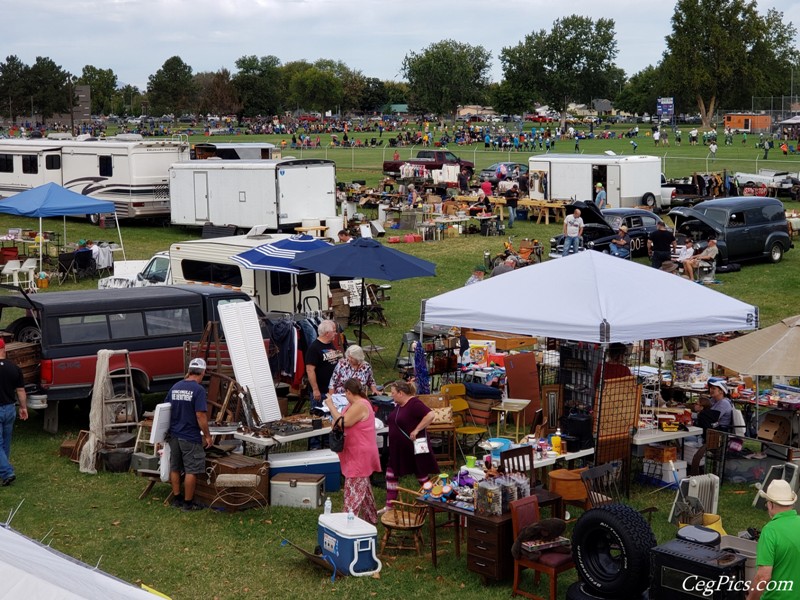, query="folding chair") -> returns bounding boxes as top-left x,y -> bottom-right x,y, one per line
57,252 -> 77,285
17,258 -> 38,290
95,245 -> 114,278
353,328 -> 388,368
74,250 -> 97,280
